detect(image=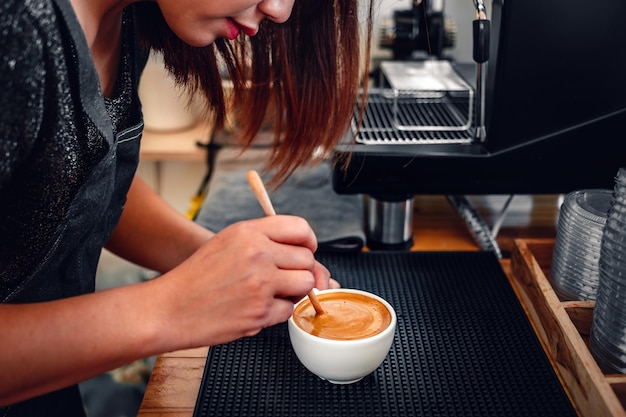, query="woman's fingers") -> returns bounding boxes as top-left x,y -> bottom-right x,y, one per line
256,215 -> 318,253
271,268 -> 315,298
